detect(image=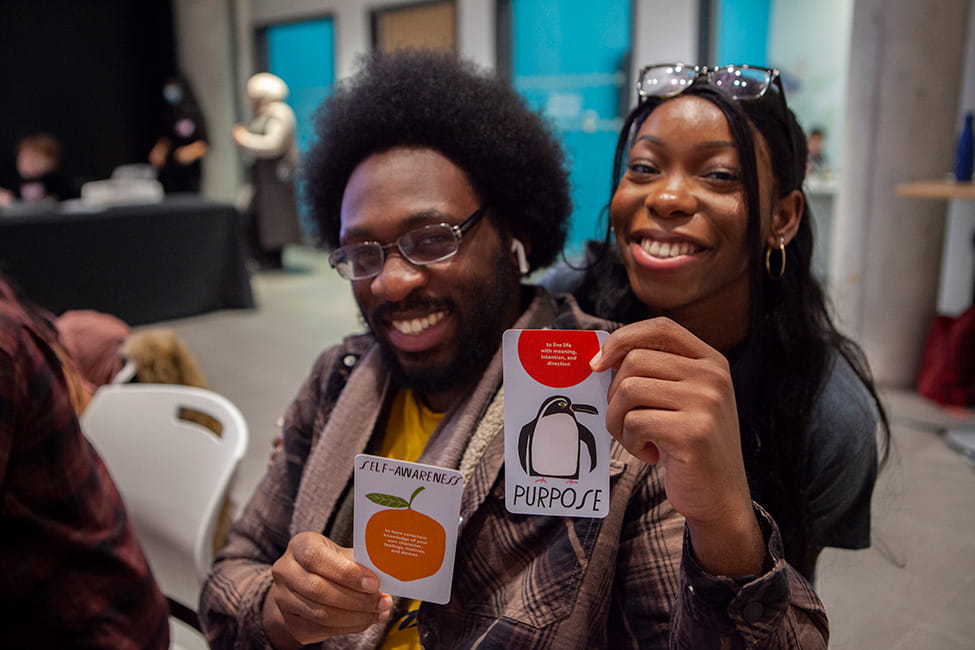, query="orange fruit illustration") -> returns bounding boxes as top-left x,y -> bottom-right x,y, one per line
365,486 -> 446,582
